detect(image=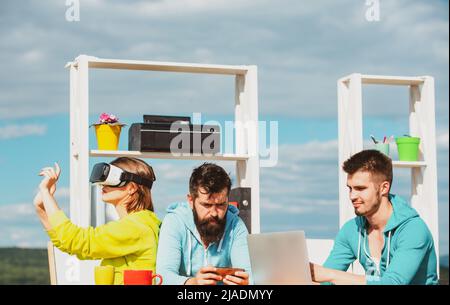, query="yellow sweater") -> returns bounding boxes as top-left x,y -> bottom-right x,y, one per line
47,209 -> 161,285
